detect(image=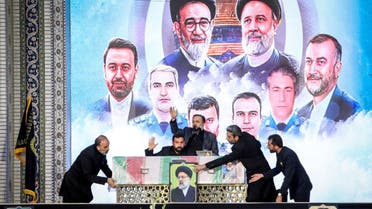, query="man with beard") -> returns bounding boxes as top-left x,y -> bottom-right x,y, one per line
188,95 -> 219,137
298,34 -> 361,137
161,0 -> 222,95
170,106 -> 219,155
90,38 -> 150,128
250,134 -> 312,202
196,125 -> 276,202
59,135 -> 116,203
145,131 -> 187,156
220,0 -> 300,92
131,65 -> 188,152
171,166 -> 196,202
